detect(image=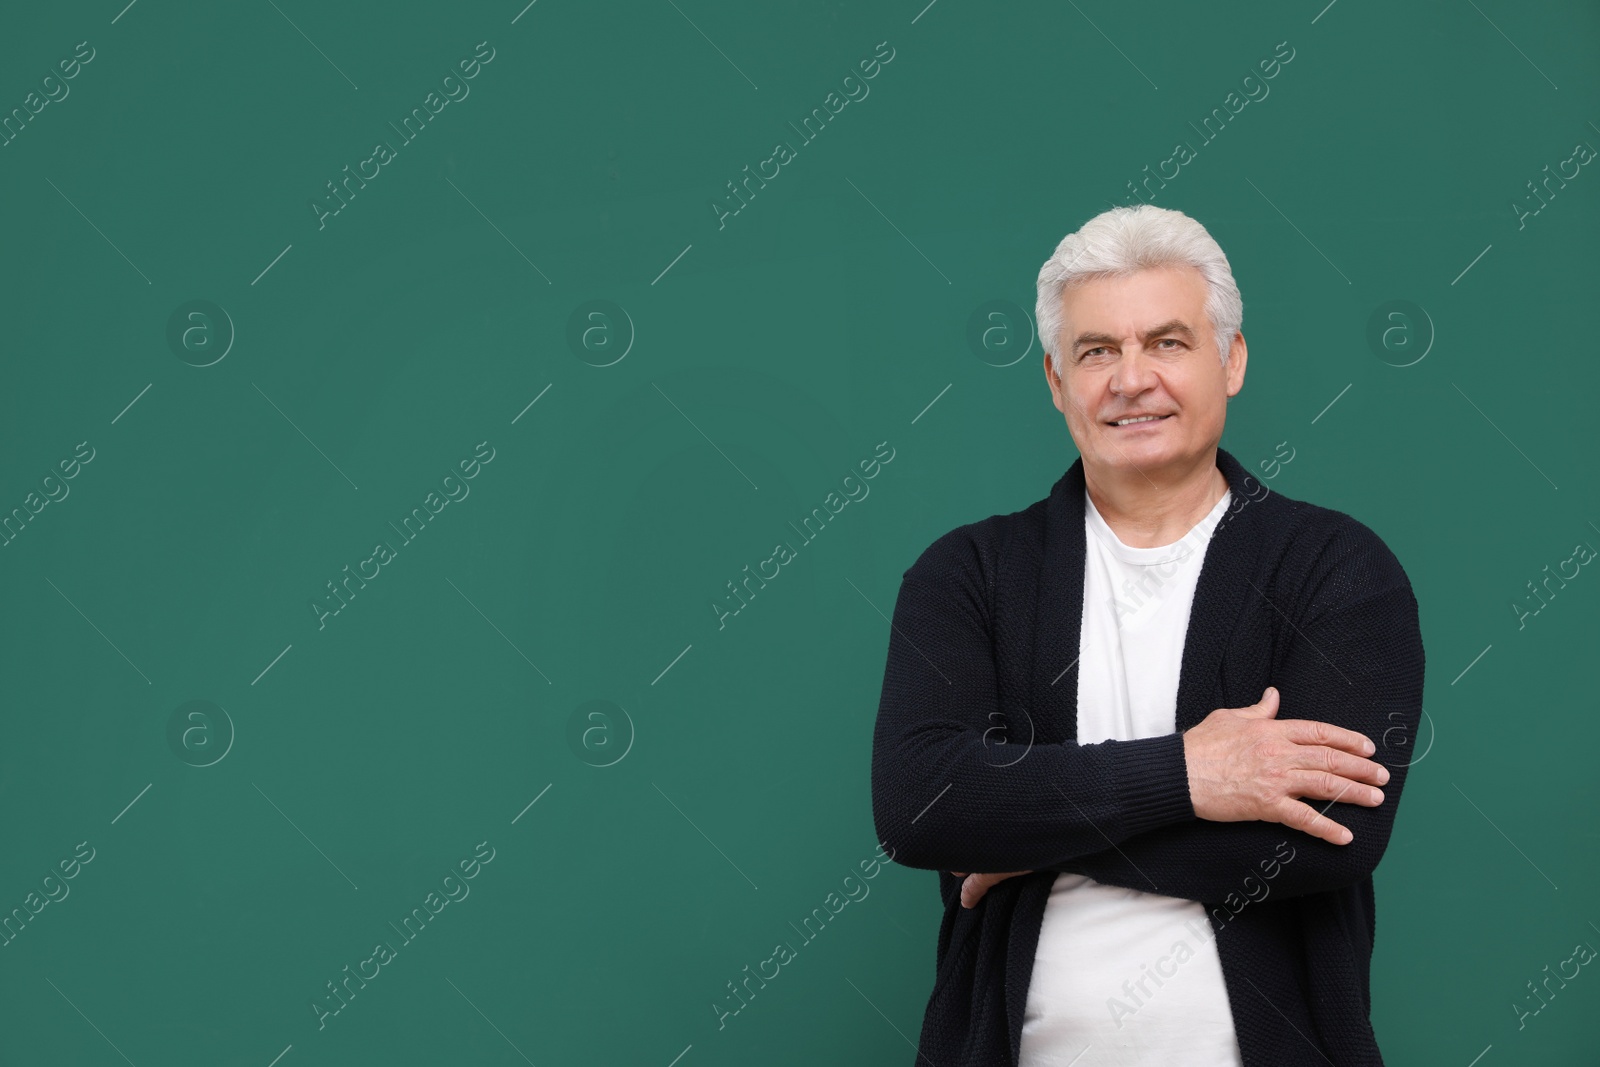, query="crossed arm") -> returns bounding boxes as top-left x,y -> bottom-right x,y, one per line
870,531 -> 1425,905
